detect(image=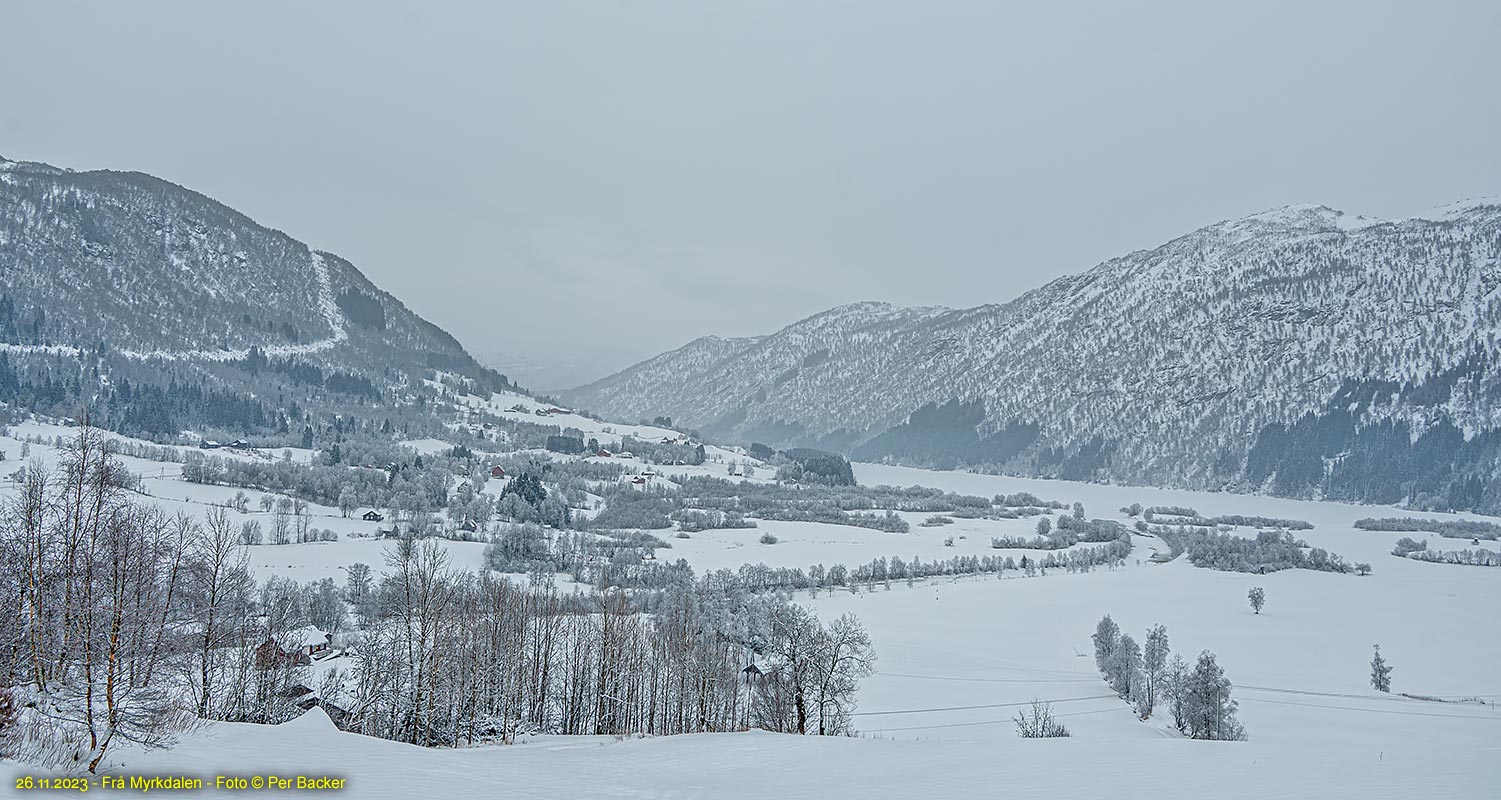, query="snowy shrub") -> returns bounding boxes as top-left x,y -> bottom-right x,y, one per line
1146,505 -> 1200,518
1013,700 -> 1070,738
1391,537 -> 1427,555
1356,517 -> 1501,540
1156,527 -> 1351,574
1402,548 -> 1501,567
1211,514 -> 1313,530
995,492 -> 1067,509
